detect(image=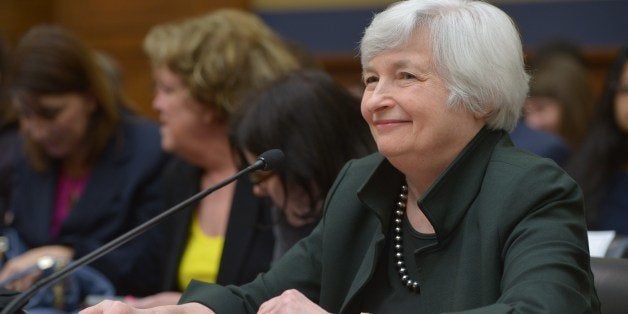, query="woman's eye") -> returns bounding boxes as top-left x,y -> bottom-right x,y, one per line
154,81 -> 176,94
400,72 -> 416,80
38,107 -> 62,120
156,85 -> 174,94
363,76 -> 378,85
